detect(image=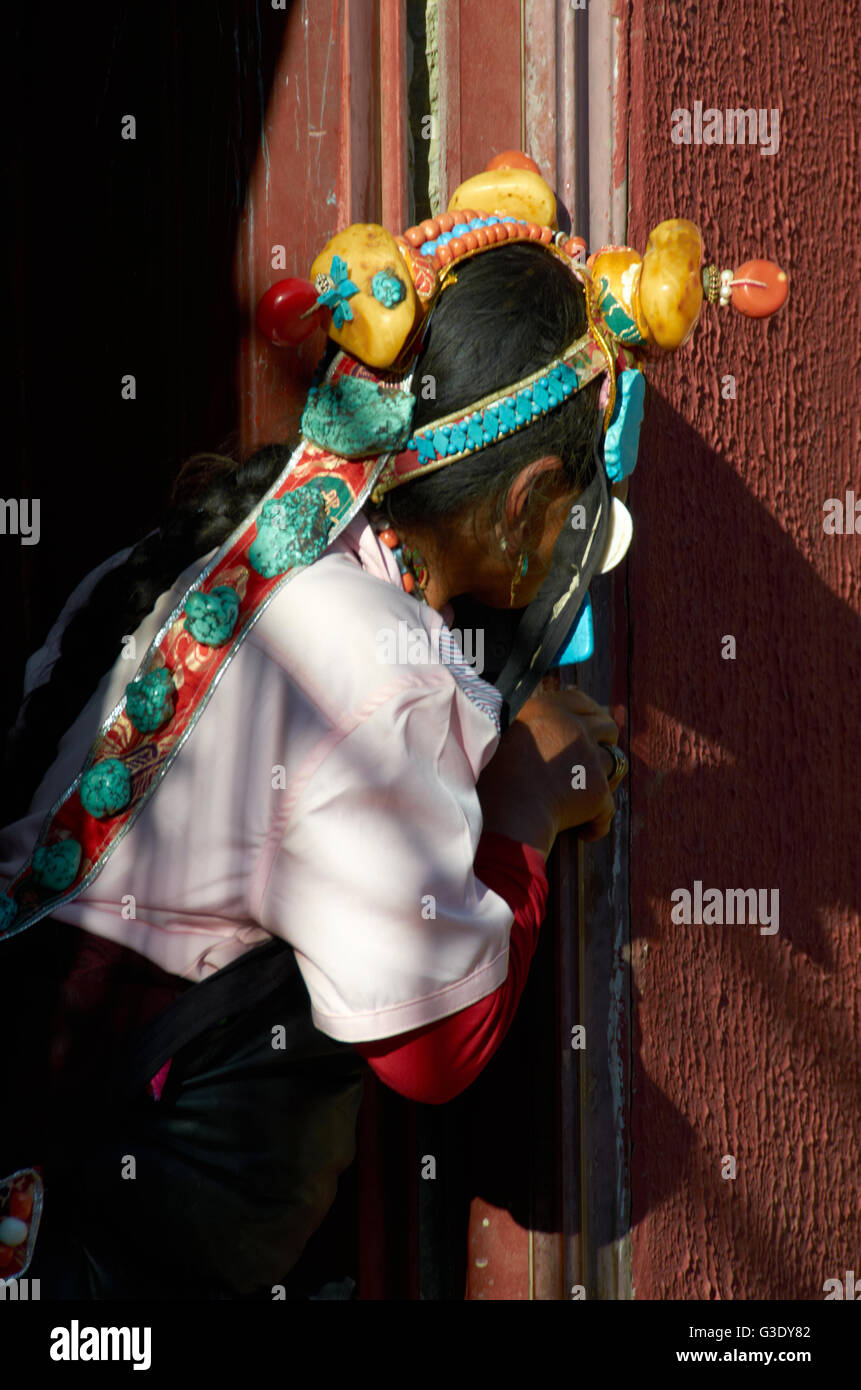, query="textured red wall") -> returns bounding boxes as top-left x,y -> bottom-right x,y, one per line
626,1 -> 860,1298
